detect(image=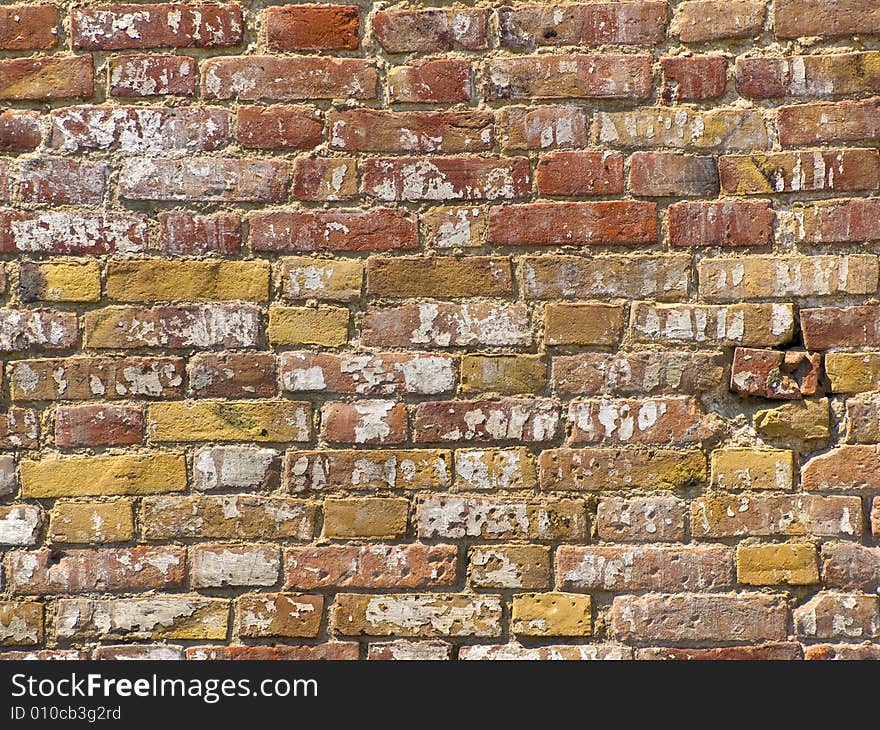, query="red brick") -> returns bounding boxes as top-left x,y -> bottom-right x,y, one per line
202,56 -> 376,100
321,401 -> 408,445
736,53 -> 880,99
668,201 -> 774,247
267,4 -> 358,50
0,210 -> 142,255
774,0 -> 880,38
0,5 -> 58,49
597,496 -> 689,542
363,157 -> 530,202
7,547 -> 185,594
802,445 -> 880,492
49,106 -> 228,153
779,98 -> 880,146
488,201 -> 657,246
801,306 -> 880,350
389,59 -> 472,104
413,399 -> 559,443
109,55 -> 197,97
157,213 -> 241,256
367,641 -> 452,661
188,353 -> 276,399
794,198 -> 880,244
292,158 -> 357,202
372,8 -> 488,52
186,644 -> 358,661
235,106 -> 323,150
638,644 -> 801,660
18,157 -> 108,206
93,646 -> 183,660
0,56 -> 93,100
120,158 -> 288,202
0,111 -> 41,151
671,0 -> 766,42
794,592 -> 880,640
628,152 -> 719,197
500,105 -> 590,150
329,109 -> 493,153
567,397 -> 716,446
0,309 -> 77,353
730,348 -> 821,399
536,151 -> 624,196
55,405 -> 144,447
250,209 -> 417,253
822,542 -> 880,591
661,56 -> 727,102
557,546 -> 734,592
805,644 -> 880,660
498,2 -> 668,48
72,3 -> 243,49
486,54 -> 653,100
362,302 -> 531,348
285,544 -> 457,589
0,409 -> 39,449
